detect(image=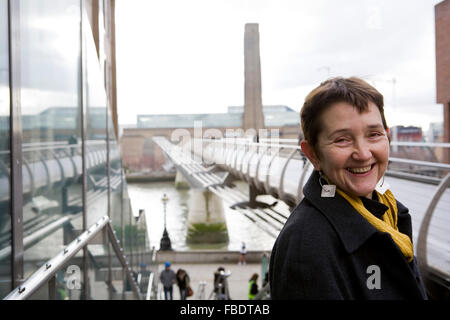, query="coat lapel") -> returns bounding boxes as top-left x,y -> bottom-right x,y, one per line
302,170 -> 379,254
